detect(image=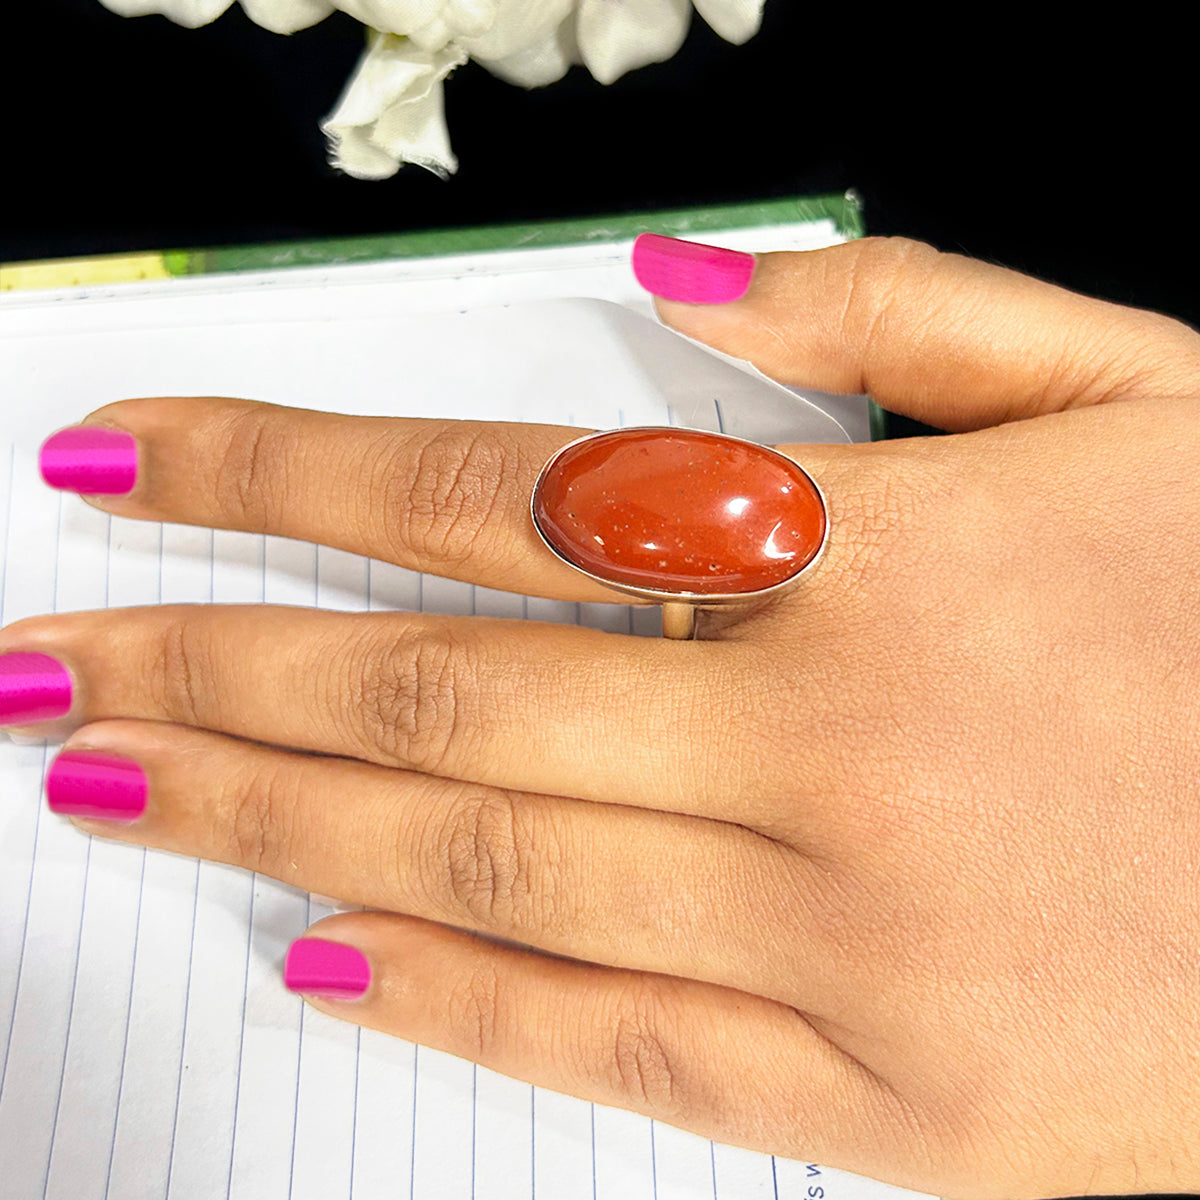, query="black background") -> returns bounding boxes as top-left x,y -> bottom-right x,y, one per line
3,6 -> 1198,1197
5,1 -> 1197,337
